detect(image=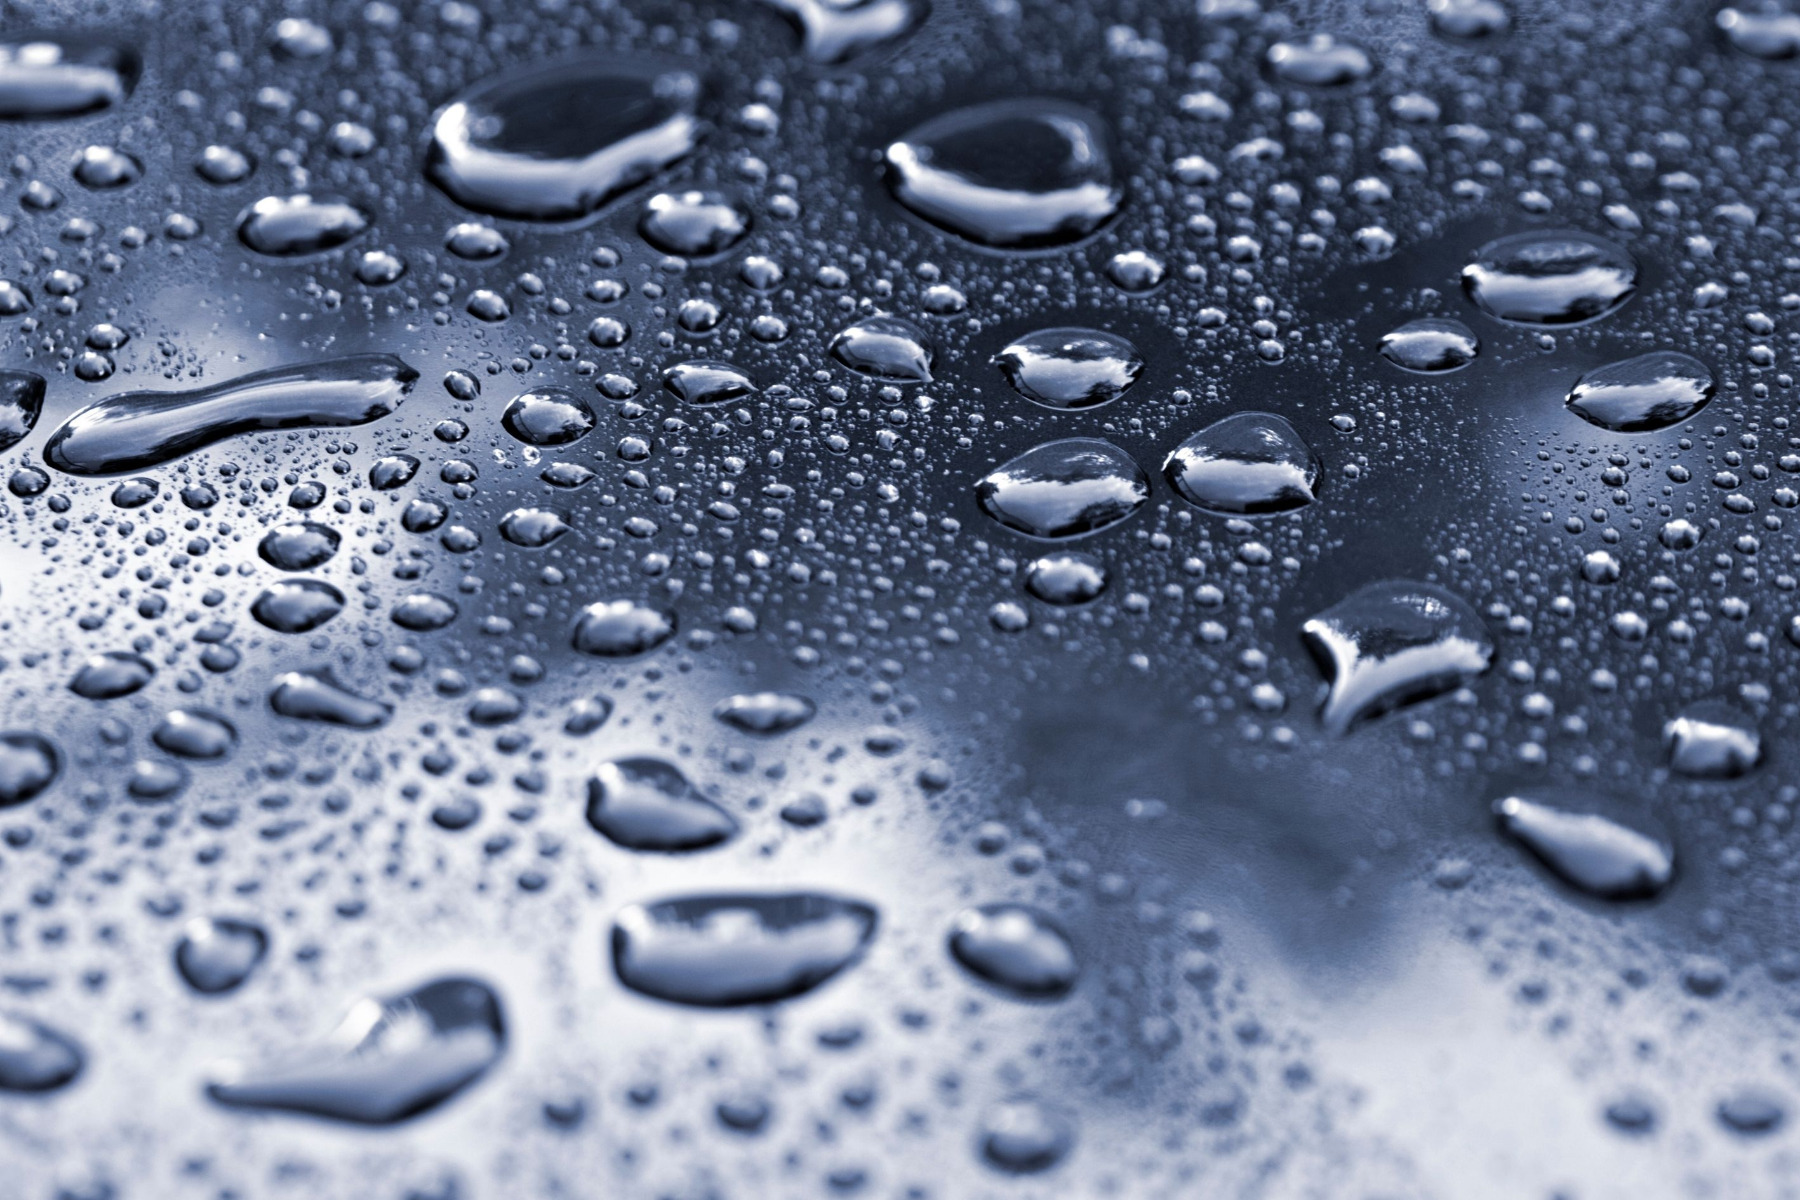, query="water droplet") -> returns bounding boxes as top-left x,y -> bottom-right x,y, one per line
1023,552 -> 1108,605
175,917 -> 269,994
994,328 -> 1142,410
71,144 -> 140,189
948,904 -> 1078,999
427,59 -> 701,222
1493,792 -> 1674,901
499,506 -> 571,548
44,355 -> 417,476
1105,250 -> 1166,293
196,144 -> 254,185
829,316 -> 934,382
979,1097 -> 1074,1174
1718,8 -> 1800,60
1164,412 -> 1322,516
258,521 -> 341,570
0,38 -> 135,119
370,454 -> 420,490
714,692 -> 818,735
1302,581 -> 1494,735
251,579 -> 346,634
573,600 -> 676,656
757,0 -> 928,62
501,386 -> 596,446
586,757 -> 738,852
1565,351 -> 1714,433
391,593 -> 460,632
885,100 -> 1122,249
0,369 -> 42,451
612,893 -> 878,1007
1264,35 -> 1374,86
69,651 -> 154,700
0,732 -> 59,807
975,438 -> 1148,540
1429,0 -> 1510,38
152,710 -> 236,760
270,670 -> 394,729
1378,318 -> 1481,373
0,1013 -> 83,1093
638,191 -> 751,258
1717,1089 -> 1786,1135
208,977 -> 506,1125
1462,230 -> 1639,325
1664,704 -> 1762,779
236,194 -> 369,257
663,359 -> 758,406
